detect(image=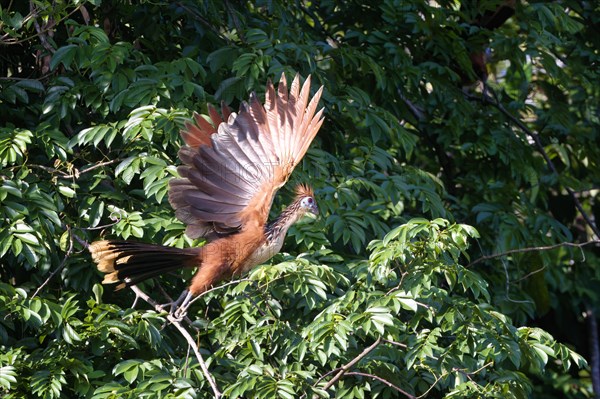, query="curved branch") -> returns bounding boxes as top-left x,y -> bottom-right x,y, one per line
321,337 -> 382,391
345,372 -> 416,399
32,225 -> 74,298
129,285 -> 221,399
467,239 -> 600,268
